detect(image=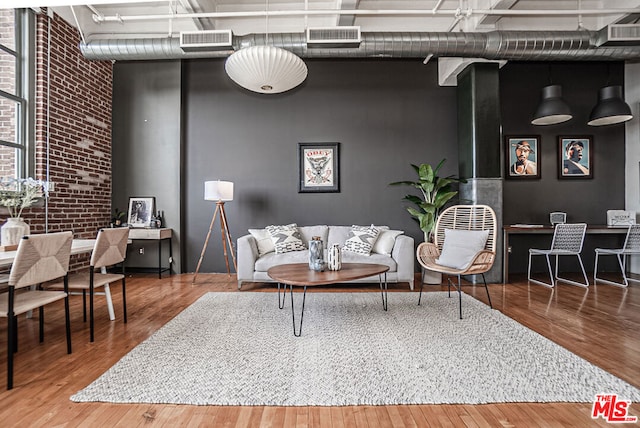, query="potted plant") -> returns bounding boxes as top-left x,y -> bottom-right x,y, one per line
391,159 -> 465,283
112,208 -> 126,227
0,177 -> 46,247
391,159 -> 465,242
